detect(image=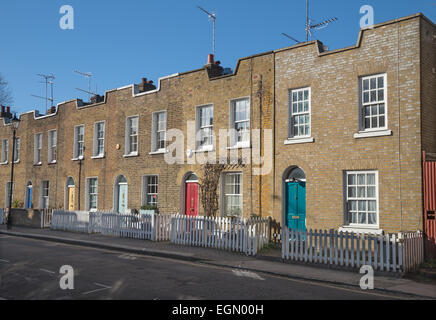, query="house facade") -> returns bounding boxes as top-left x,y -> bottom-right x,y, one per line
0,13 -> 434,234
